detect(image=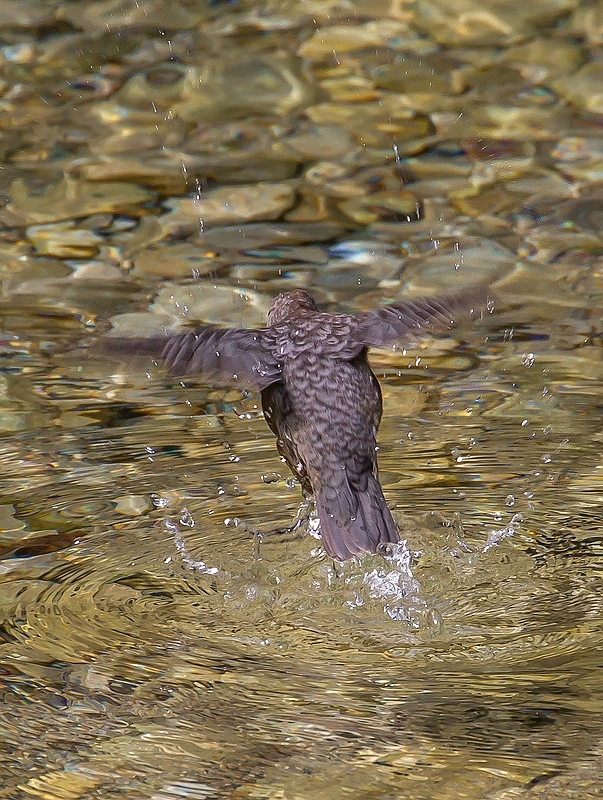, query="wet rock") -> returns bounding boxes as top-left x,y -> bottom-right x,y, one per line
405,154 -> 473,180
3,256 -> 73,293
26,222 -> 103,259
298,21 -> 414,60
79,214 -> 114,231
401,239 -> 517,293
131,242 -> 218,280
58,0 -> 206,32
301,161 -> 359,197
275,124 -> 355,161
372,61 -> 452,100
231,244 -> 327,265
493,261 -> 577,305
112,217 -> 166,259
499,39 -> 584,83
80,157 -> 192,196
104,311 -> 174,337
183,156 -> 299,186
319,72 -> 381,104
523,226 -> 603,261
113,495 -> 153,516
173,53 -> 316,124
0,1 -> 54,28
315,240 -> 403,288
3,176 -> 155,227
449,184 -> 523,217
435,104 -> 572,141
568,0 -> 603,45
184,119 -> 273,156
338,190 -> 422,225
552,62 -> 603,115
306,97 -> 435,147
69,261 -> 125,281
503,173 -> 575,203
464,139 -> 537,162
456,62 -> 553,105
0,240 -> 32,277
285,192 -> 330,222
552,137 -> 603,164
552,137 -> 603,182
413,0 -> 578,46
84,99 -> 186,158
554,188 -> 603,233
149,283 -> 273,326
159,183 -> 297,235
476,159 -> 540,193
229,264 -> 315,285
197,222 -> 343,253
113,64 -> 189,110
409,177 -> 472,200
